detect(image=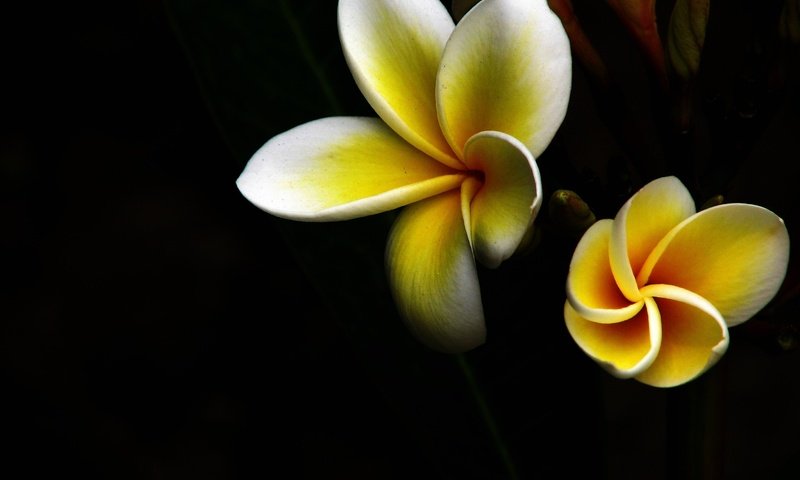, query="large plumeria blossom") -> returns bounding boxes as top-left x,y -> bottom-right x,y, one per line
236,0 -> 572,352
565,177 -> 790,387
